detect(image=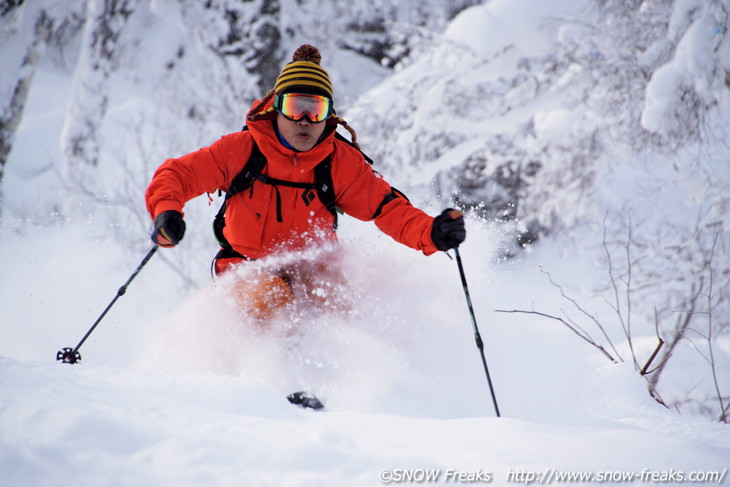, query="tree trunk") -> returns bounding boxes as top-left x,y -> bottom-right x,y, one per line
0,10 -> 52,218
